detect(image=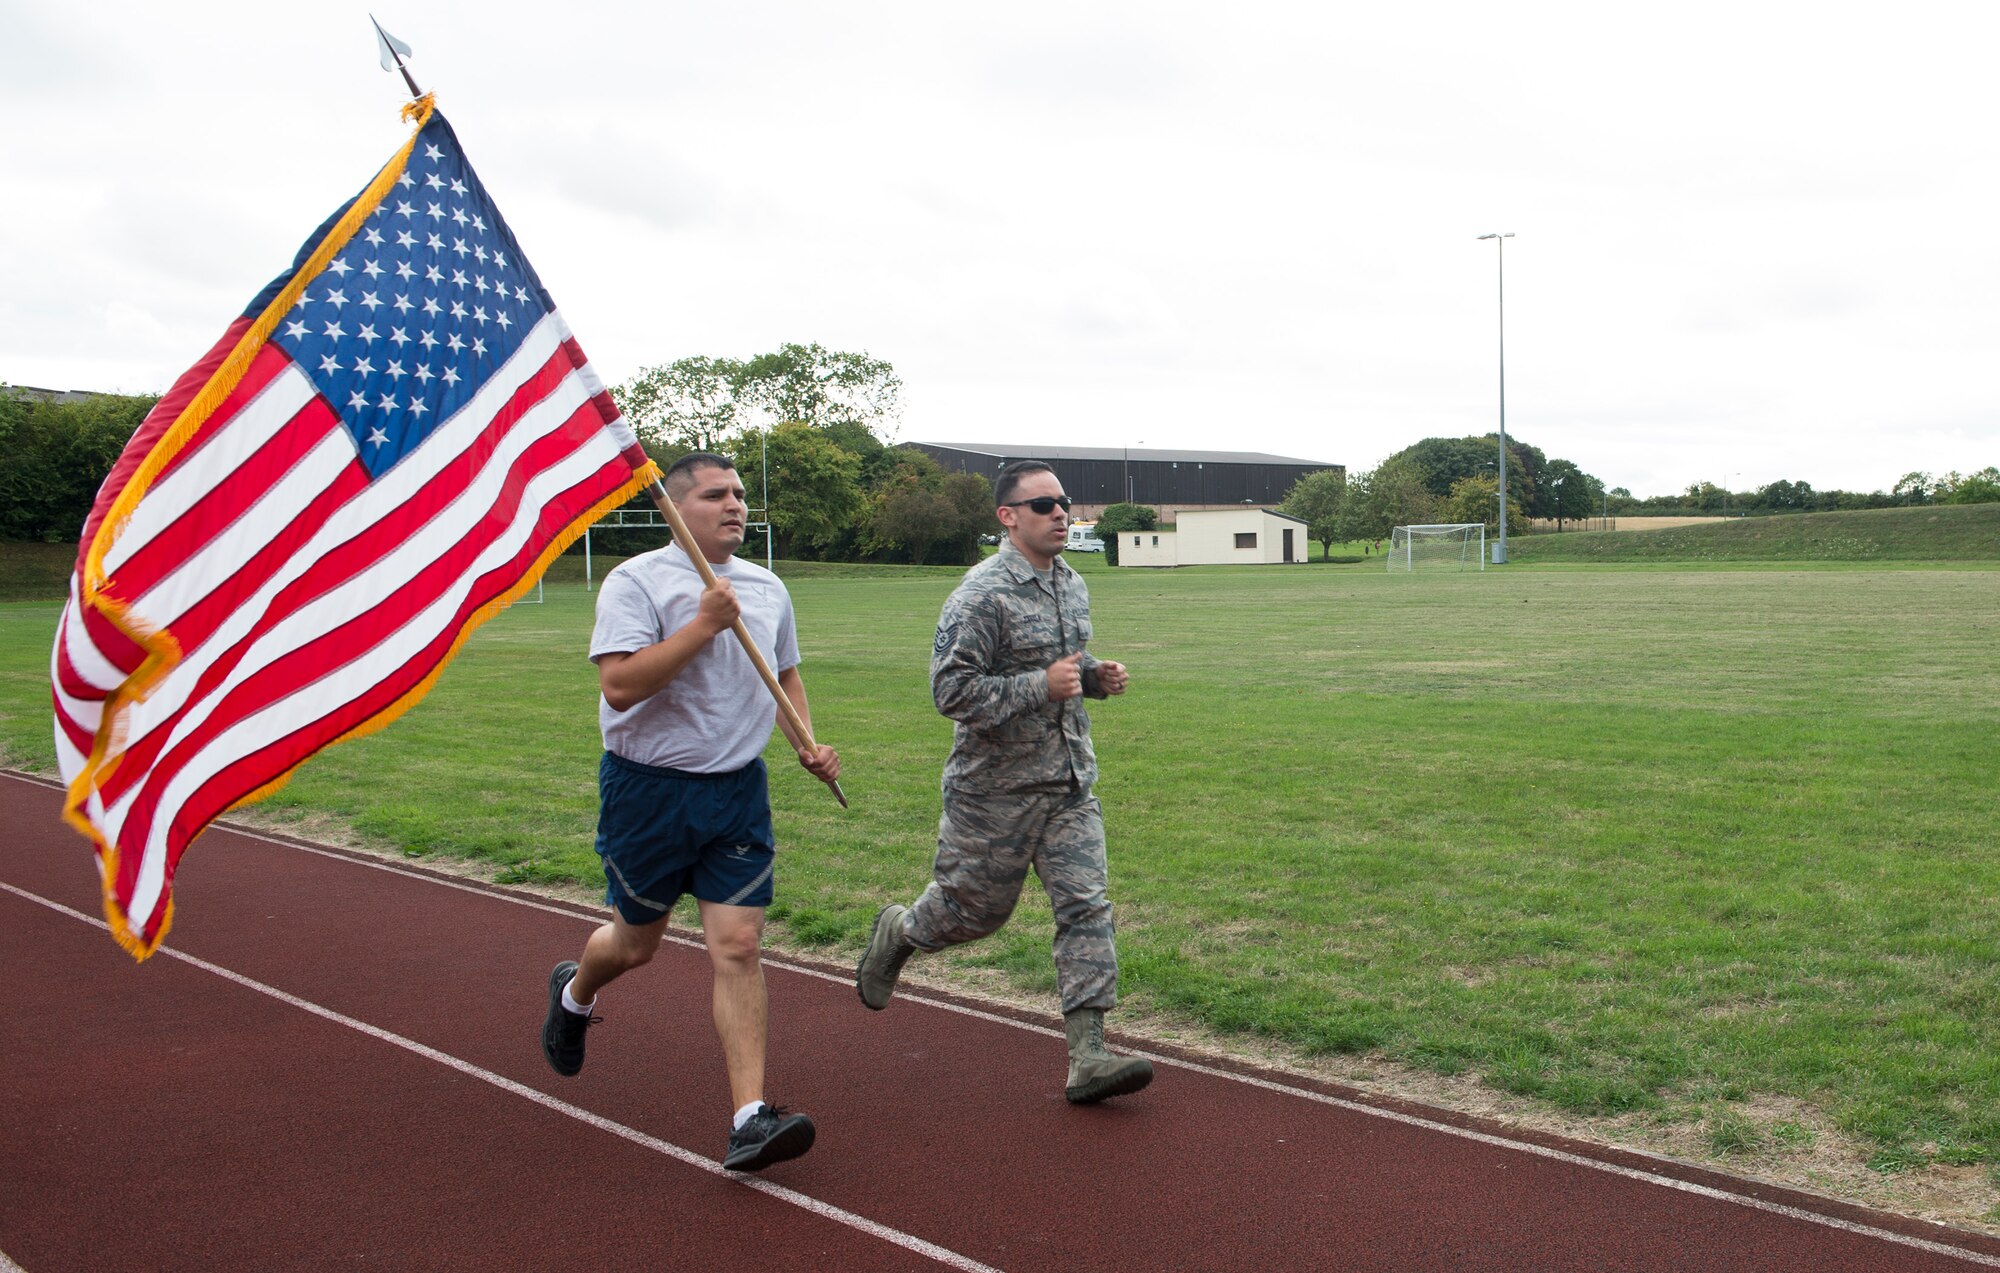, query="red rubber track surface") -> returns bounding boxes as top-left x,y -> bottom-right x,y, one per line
6,771 -> 1999,1272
